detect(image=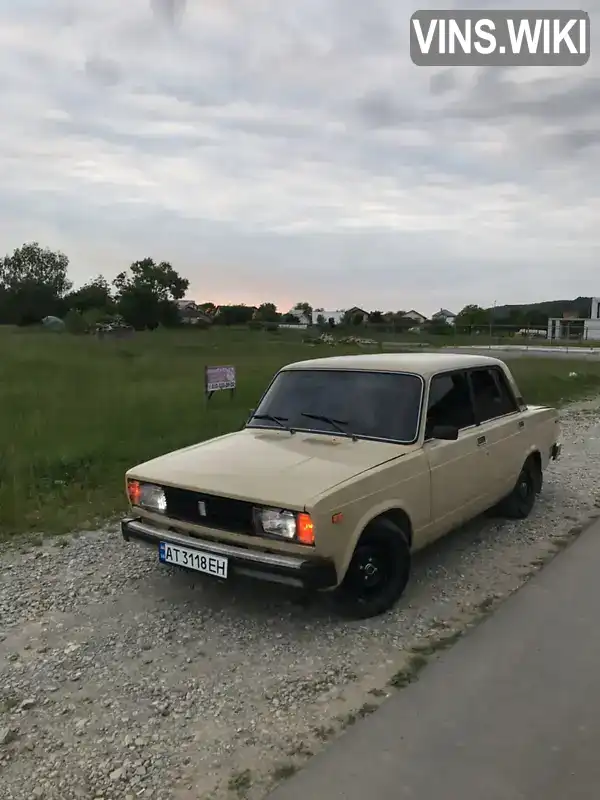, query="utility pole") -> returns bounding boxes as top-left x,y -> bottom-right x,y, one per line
489,300 -> 496,346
